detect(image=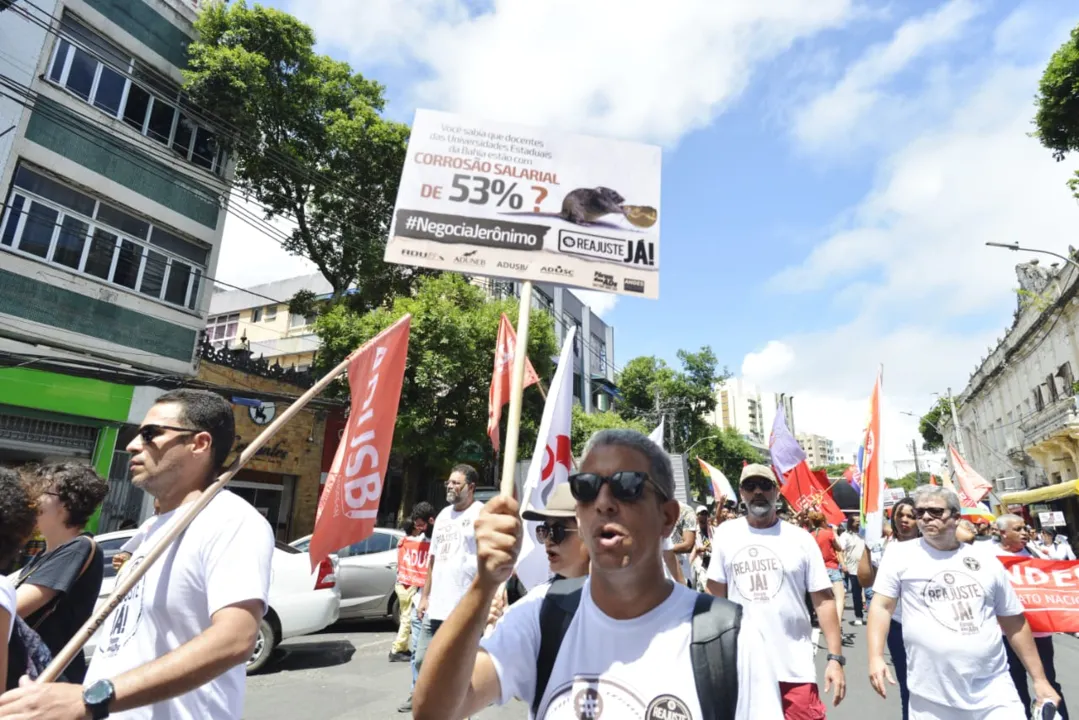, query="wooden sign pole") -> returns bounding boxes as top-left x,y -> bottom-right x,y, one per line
499,280 -> 533,497
37,350 -> 359,683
